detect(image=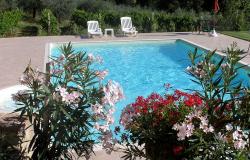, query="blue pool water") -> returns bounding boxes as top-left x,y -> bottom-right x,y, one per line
51,40 -> 249,127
